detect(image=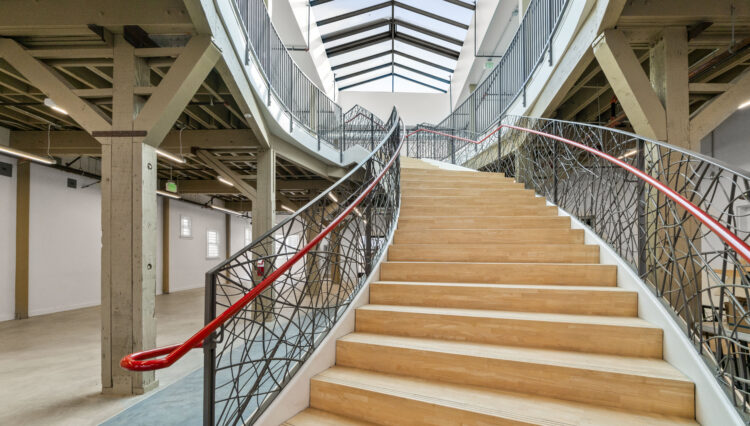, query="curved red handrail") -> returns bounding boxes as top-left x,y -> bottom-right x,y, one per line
121,134 -> 405,371
405,125 -> 750,264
